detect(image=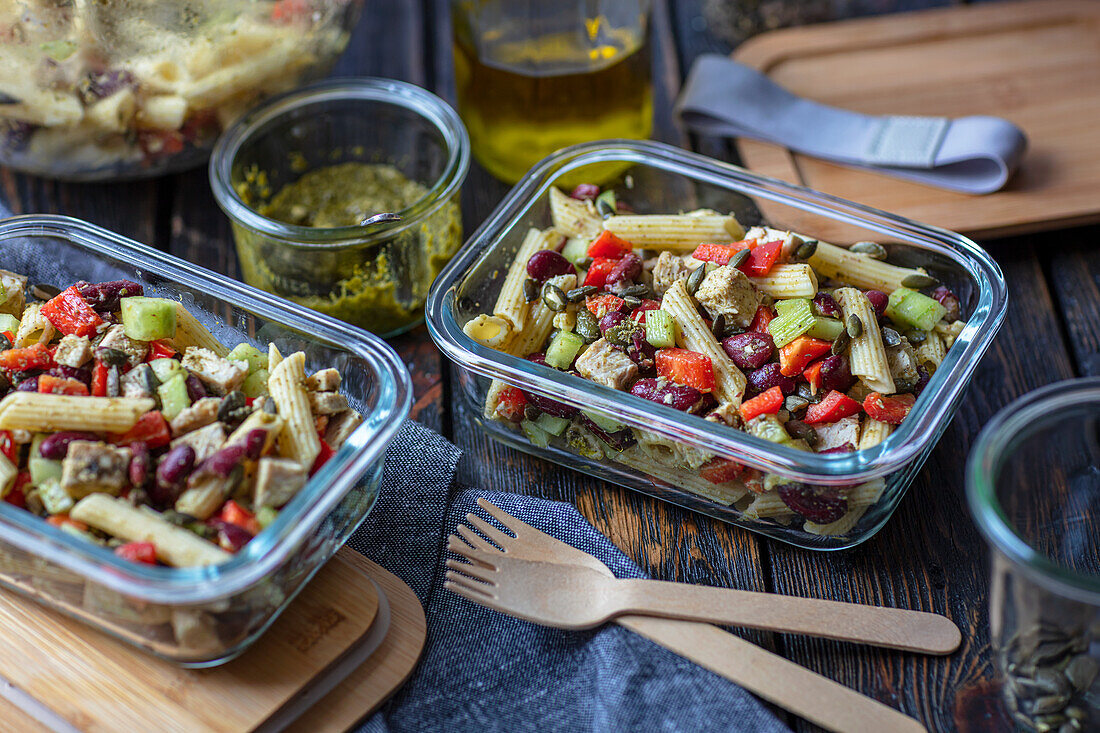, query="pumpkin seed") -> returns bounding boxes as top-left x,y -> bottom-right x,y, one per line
1034,641 -> 1075,666
794,239 -> 819,261
905,329 -> 928,345
728,248 -> 751,269
567,285 -> 597,303
831,331 -> 850,356
604,322 -> 635,347
849,241 -> 887,259
524,405 -> 539,421
711,314 -> 726,338
785,395 -> 810,413
1032,695 -> 1069,716
575,310 -> 600,343
1013,711 -> 1036,729
523,278 -> 540,303
1062,721 -> 1082,733
1065,656 -> 1098,692
595,191 -> 617,218
542,283 -> 567,312
846,314 -> 863,339
881,327 -> 903,347
1035,669 -> 1071,696
686,265 -> 706,296
1065,706 -> 1088,721
31,283 -> 61,300
578,257 -> 594,270
619,283 -> 650,298
622,296 -> 642,309
901,272 -> 939,289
